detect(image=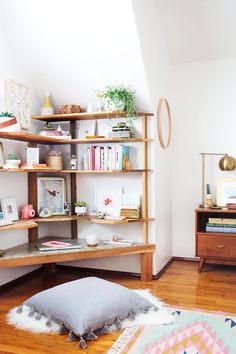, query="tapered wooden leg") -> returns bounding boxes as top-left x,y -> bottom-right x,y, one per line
141,252 -> 153,282
198,257 -> 205,273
